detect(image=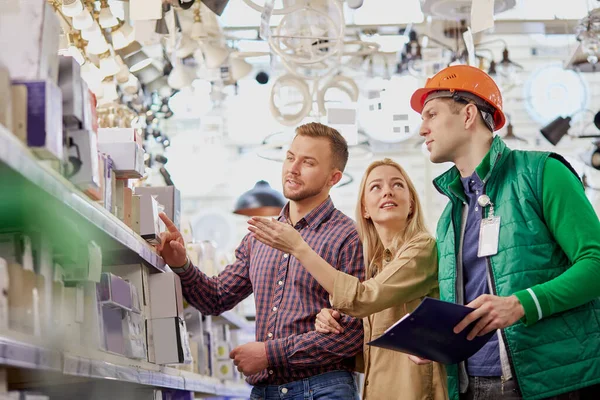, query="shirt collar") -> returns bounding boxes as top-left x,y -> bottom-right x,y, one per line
278,196 -> 336,229
460,170 -> 483,194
